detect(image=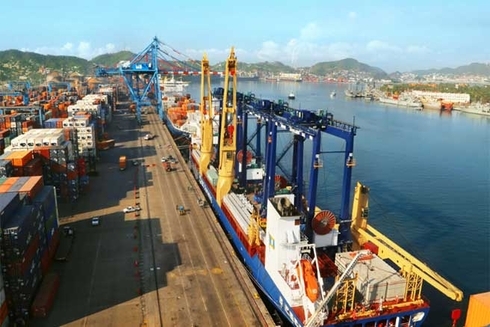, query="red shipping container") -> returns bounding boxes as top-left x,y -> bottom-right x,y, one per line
40,248 -> 52,276
0,301 -> 7,327
32,147 -> 51,162
48,228 -> 60,259
31,273 -> 60,318
7,234 -> 40,277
